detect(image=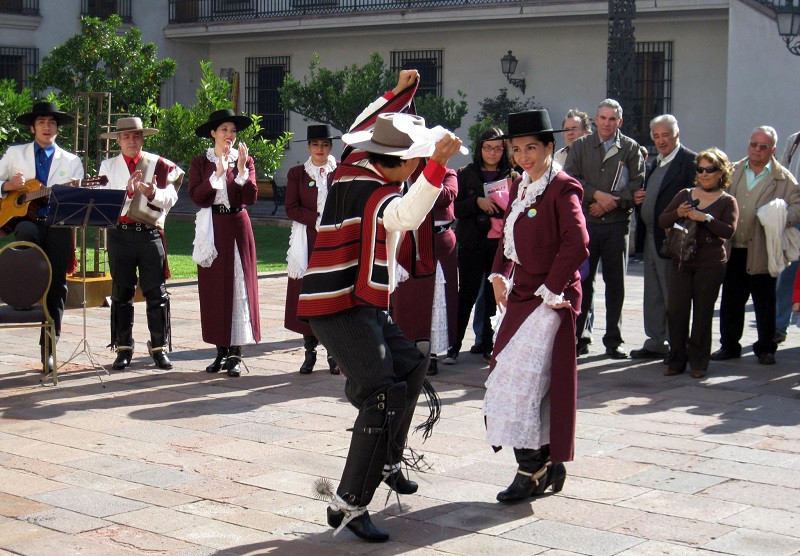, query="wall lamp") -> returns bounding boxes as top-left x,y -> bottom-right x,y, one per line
500,50 -> 527,94
760,0 -> 800,55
